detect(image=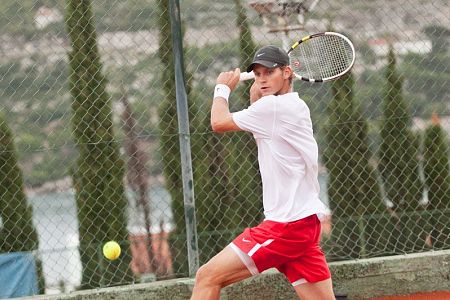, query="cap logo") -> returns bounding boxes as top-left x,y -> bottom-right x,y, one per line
247,45 -> 289,72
